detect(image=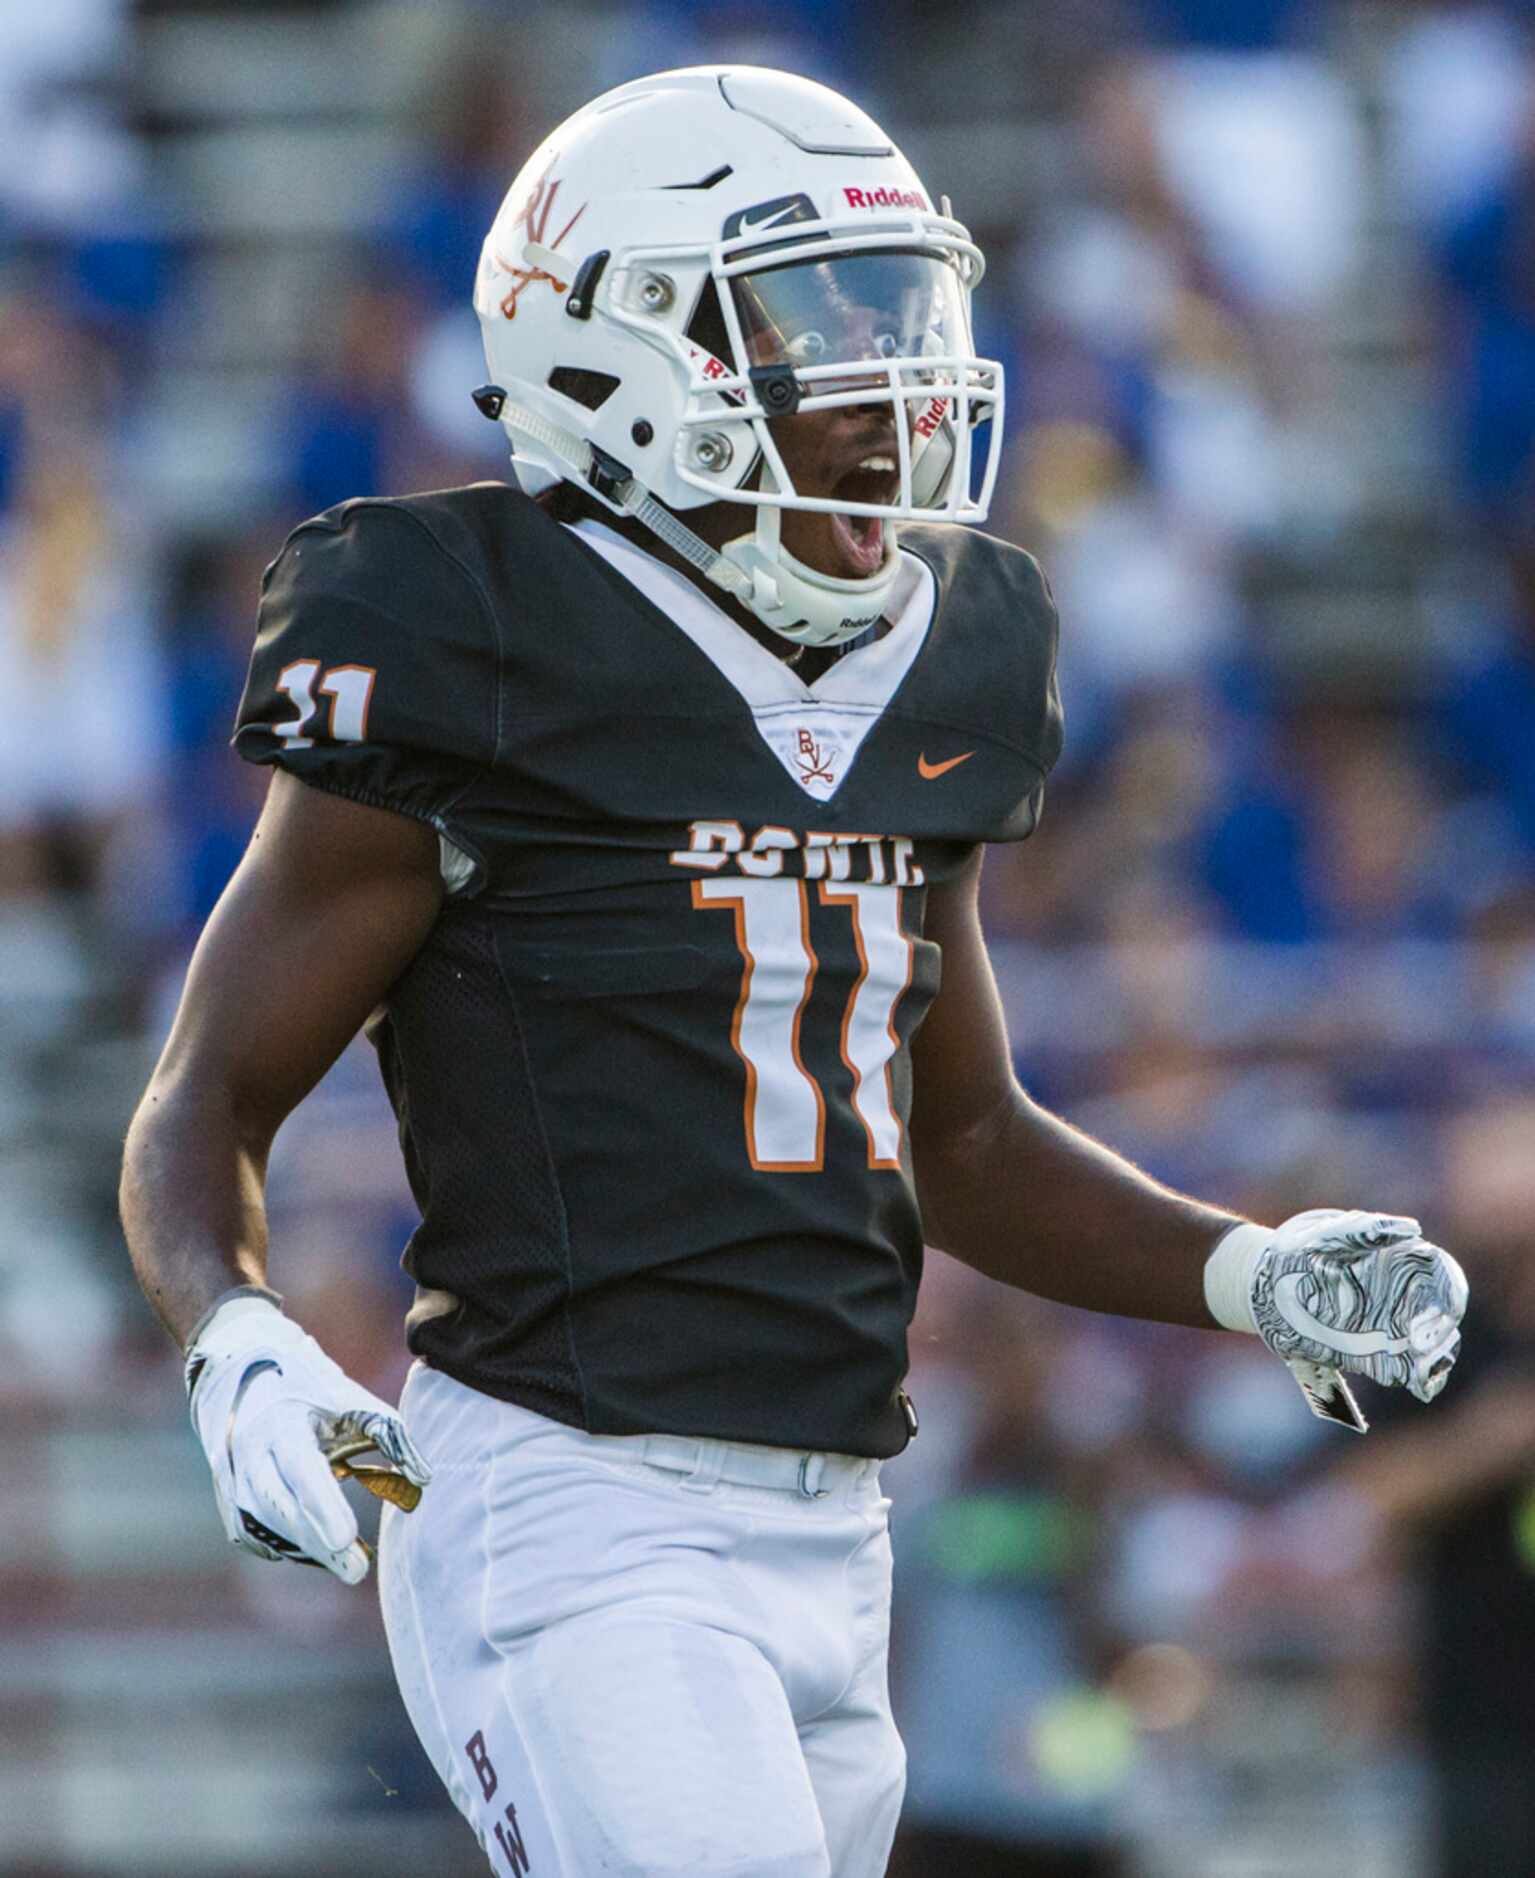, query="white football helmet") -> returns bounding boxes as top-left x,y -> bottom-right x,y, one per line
473,66 -> 1003,648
